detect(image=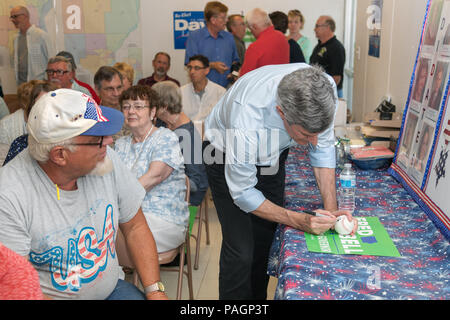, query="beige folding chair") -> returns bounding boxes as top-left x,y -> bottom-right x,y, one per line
192,192 -> 210,270
115,176 -> 194,300
191,120 -> 211,270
